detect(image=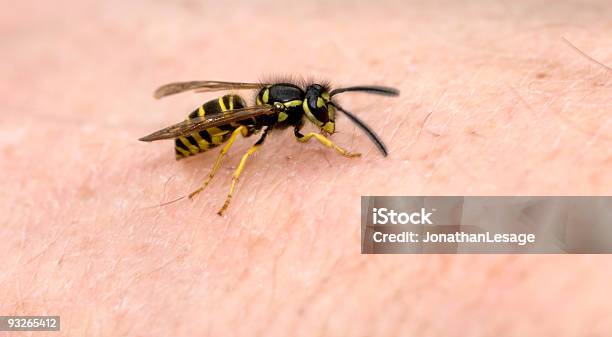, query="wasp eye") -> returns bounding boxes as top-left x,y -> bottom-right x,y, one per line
306,95 -> 329,123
